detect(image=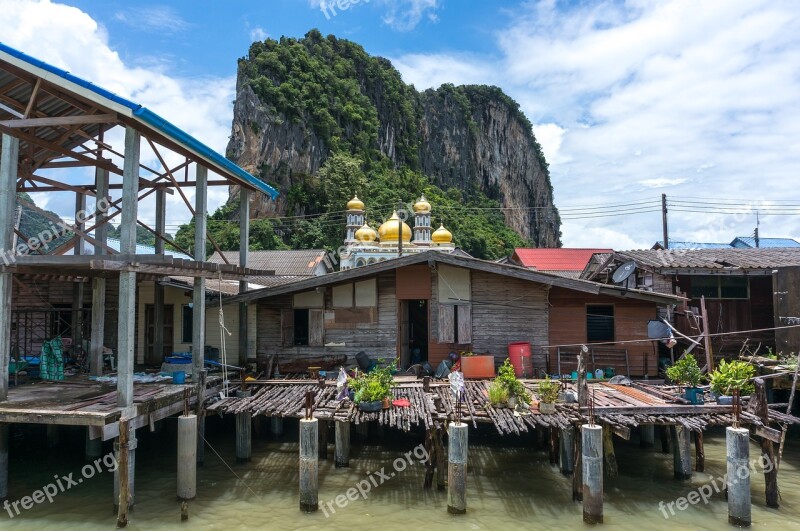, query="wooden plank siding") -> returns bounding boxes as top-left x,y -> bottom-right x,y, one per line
548,287 -> 659,376
470,271 -> 549,371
